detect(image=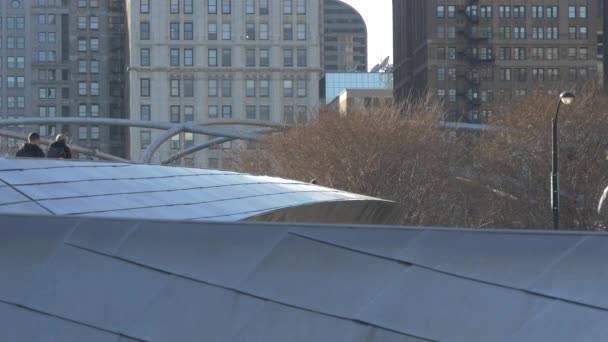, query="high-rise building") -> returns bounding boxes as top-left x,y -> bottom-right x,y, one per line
126,0 -> 322,168
323,0 -> 367,72
0,0 -> 128,157
393,0 -> 602,123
